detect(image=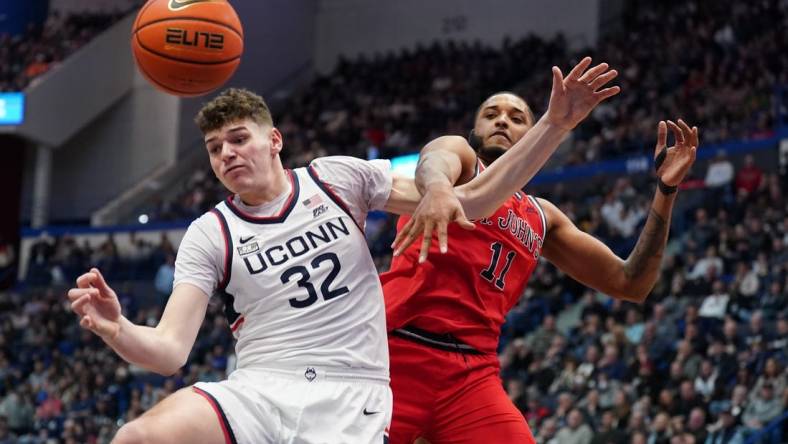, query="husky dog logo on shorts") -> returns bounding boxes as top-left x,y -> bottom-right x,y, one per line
304,367 -> 317,382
